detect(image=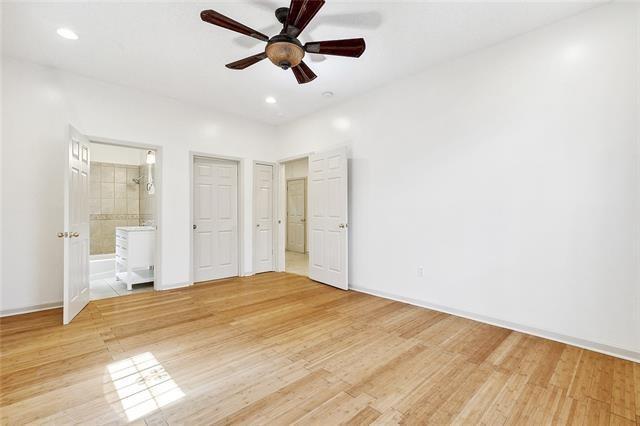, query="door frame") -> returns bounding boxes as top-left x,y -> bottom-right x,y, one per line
252,161 -> 277,274
276,152 -> 314,272
189,152 -> 244,283
87,134 -> 163,291
286,177 -> 307,253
